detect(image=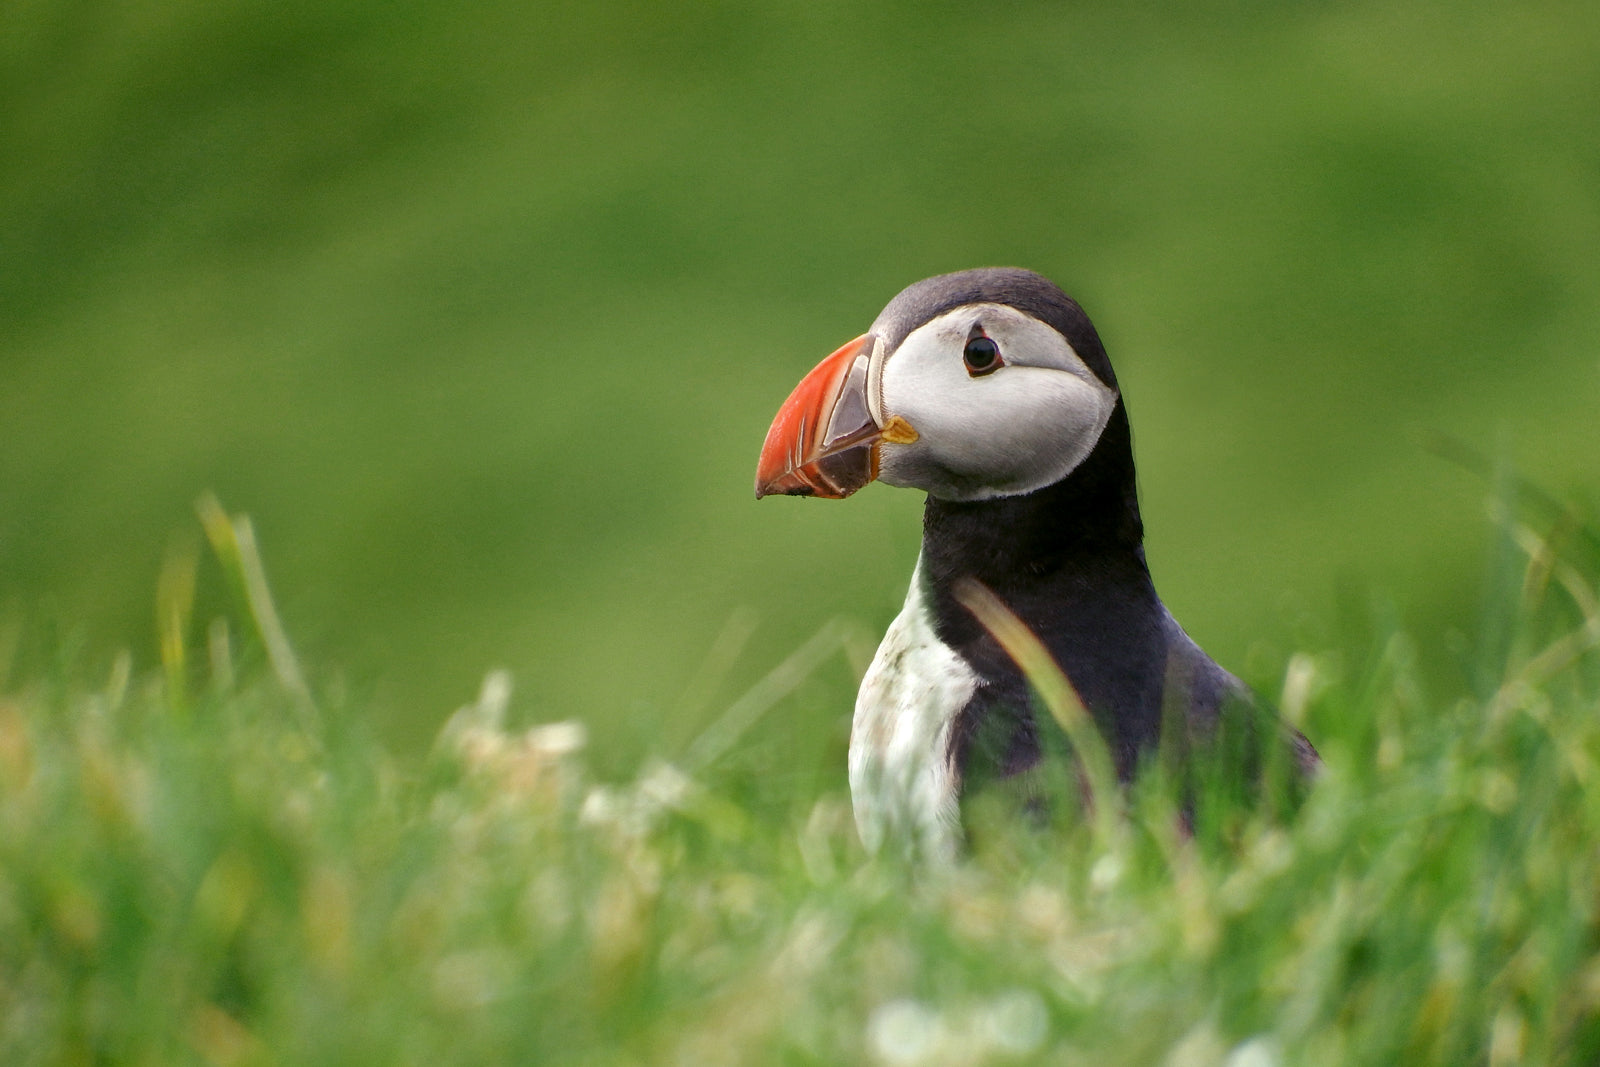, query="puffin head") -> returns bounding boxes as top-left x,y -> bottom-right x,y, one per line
755,268 -> 1123,503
